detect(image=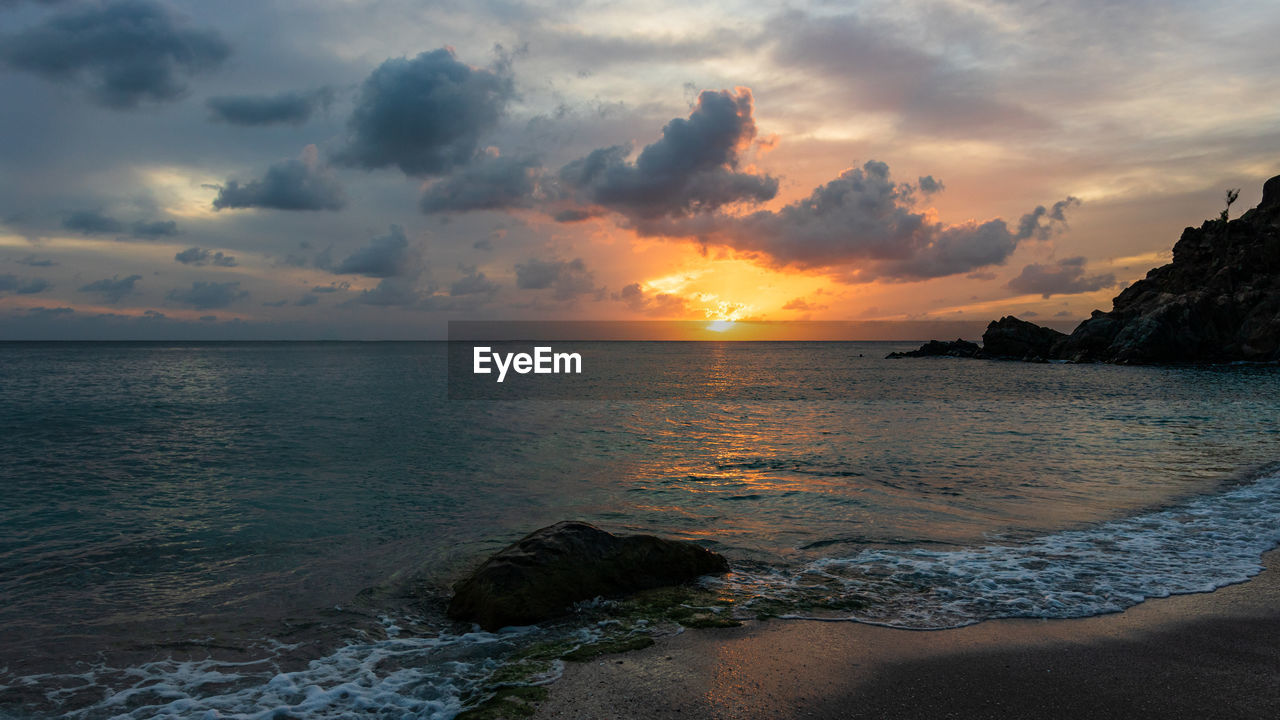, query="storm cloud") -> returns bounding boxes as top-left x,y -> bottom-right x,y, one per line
206,88 -> 333,126
334,49 -> 514,176
557,88 -> 777,223
449,267 -> 499,296
0,0 -> 230,109
0,274 -> 51,294
1006,257 -> 1117,298
648,160 -> 1077,282
175,247 -> 237,267
420,154 -> 541,213
333,225 -> 414,278
515,257 -> 604,301
79,274 -> 141,303
213,146 -> 345,211
166,280 -> 247,309
63,211 -> 178,238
